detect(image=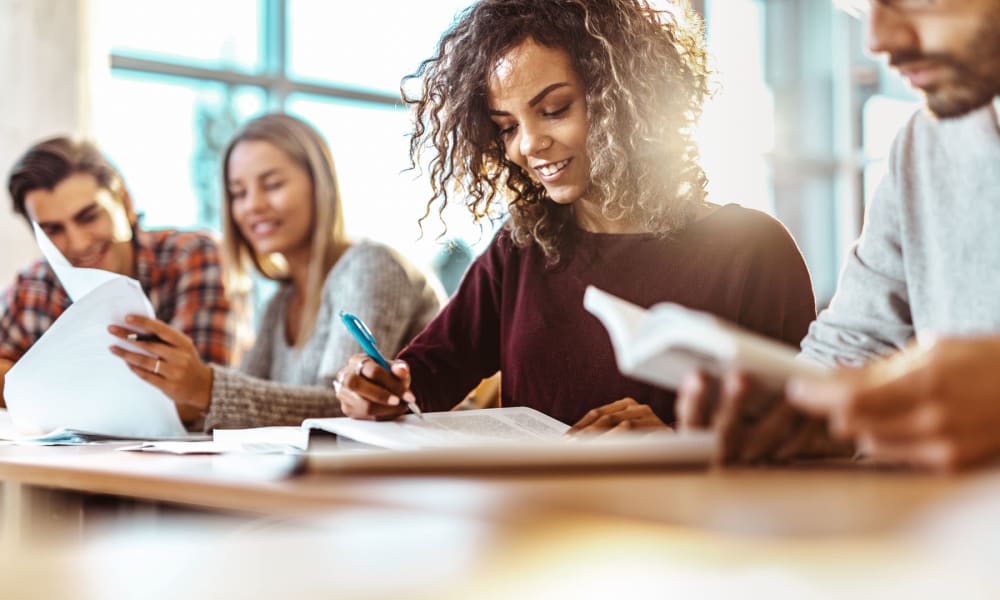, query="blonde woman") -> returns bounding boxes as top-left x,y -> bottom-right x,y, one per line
110,114 -> 443,430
